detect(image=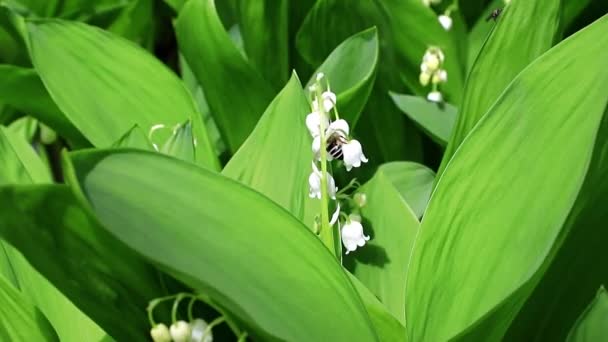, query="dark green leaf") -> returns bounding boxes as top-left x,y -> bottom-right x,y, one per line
346,165 -> 419,325
390,93 -> 457,147
376,161 -> 434,219
176,0 -> 274,154
0,184 -> 166,341
566,287 -> 608,342
0,274 -> 58,342
306,28 -> 379,126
